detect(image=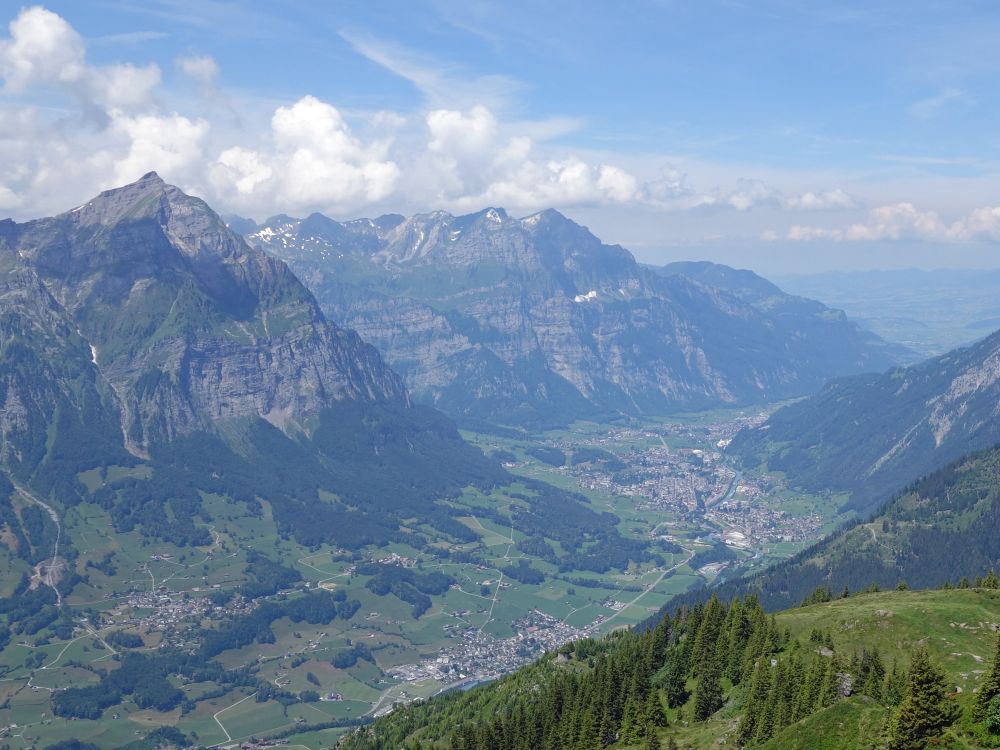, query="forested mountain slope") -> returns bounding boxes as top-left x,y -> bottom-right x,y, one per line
341,587 -> 1000,750
729,329 -> 1000,515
